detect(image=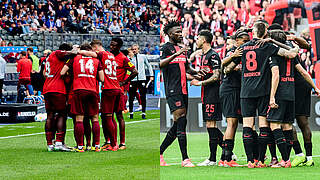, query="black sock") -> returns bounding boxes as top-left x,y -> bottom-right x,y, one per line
273,129 -> 289,161
283,129 -> 293,157
225,139 -> 234,162
177,116 -> 188,160
268,132 -> 277,159
217,128 -> 224,148
252,130 -> 259,160
160,121 -> 177,154
304,142 -> 312,157
258,127 -> 271,163
292,140 -> 303,155
243,127 -> 254,163
220,141 -> 226,161
207,128 -> 220,162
